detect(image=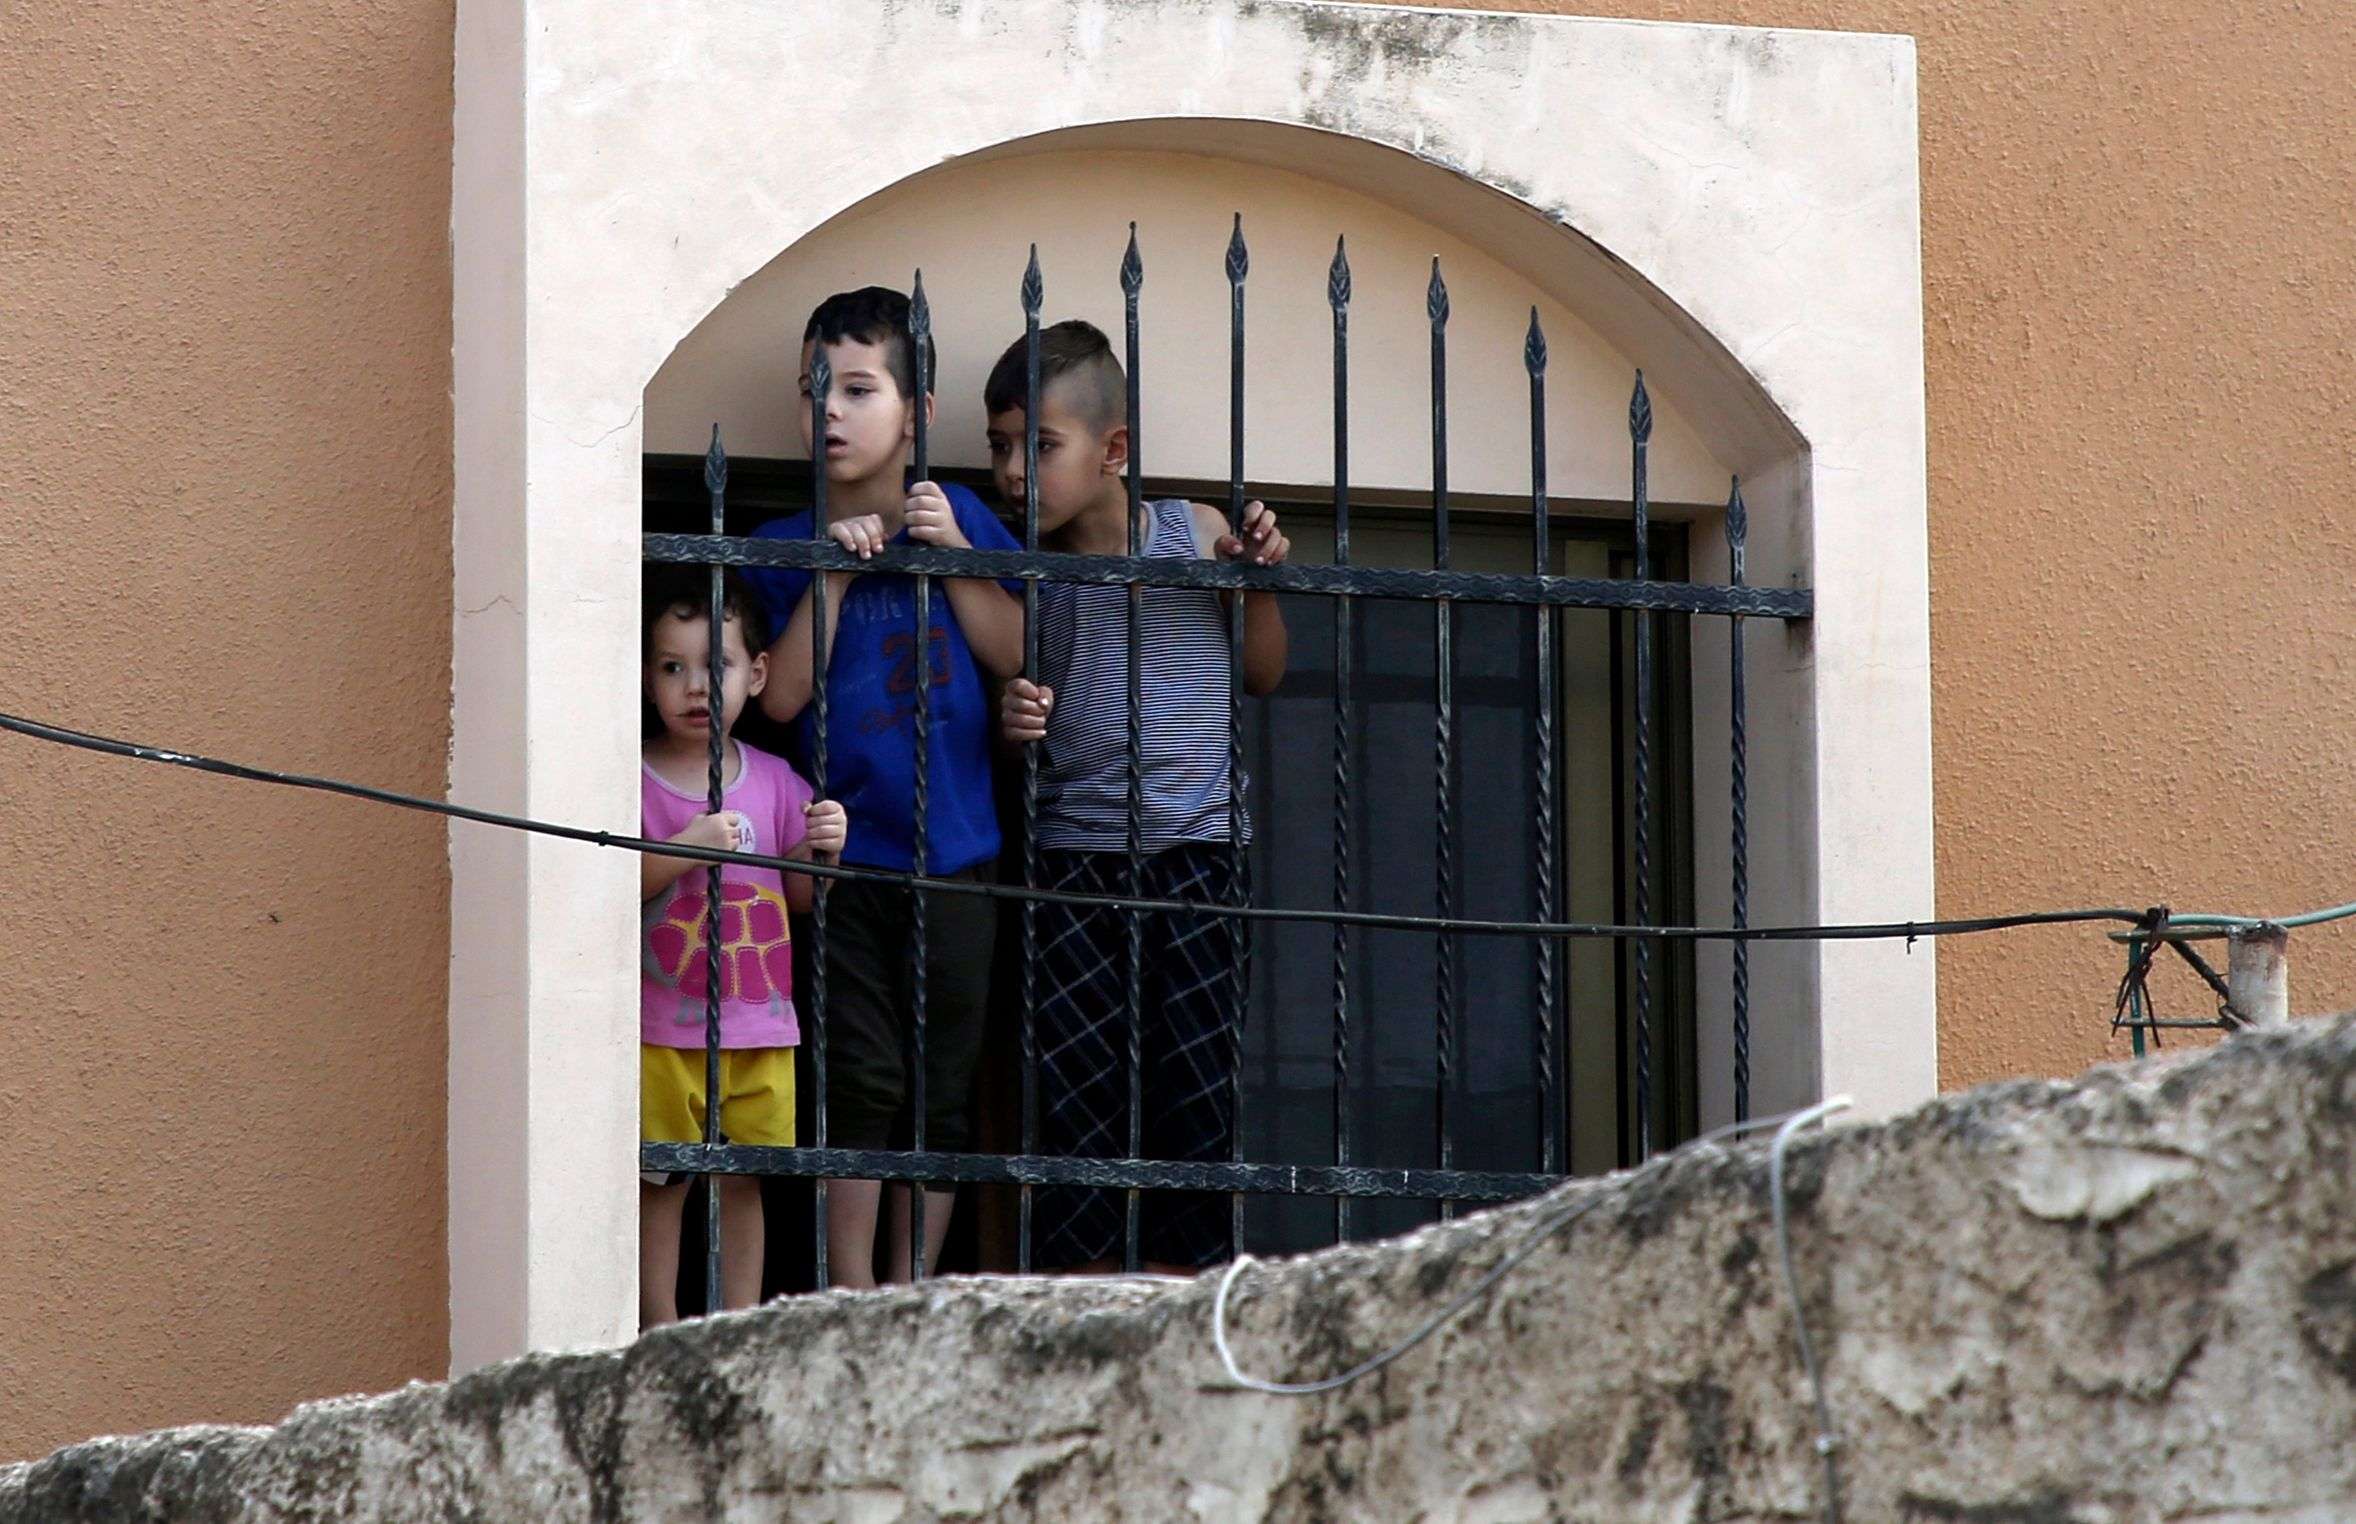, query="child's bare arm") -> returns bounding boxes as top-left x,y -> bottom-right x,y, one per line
1192,500 -> 1291,696
780,798 -> 845,912
941,581 -> 1024,680
759,521 -> 882,723
1239,590 -> 1289,696
642,811 -> 744,902
905,482 -> 1025,679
